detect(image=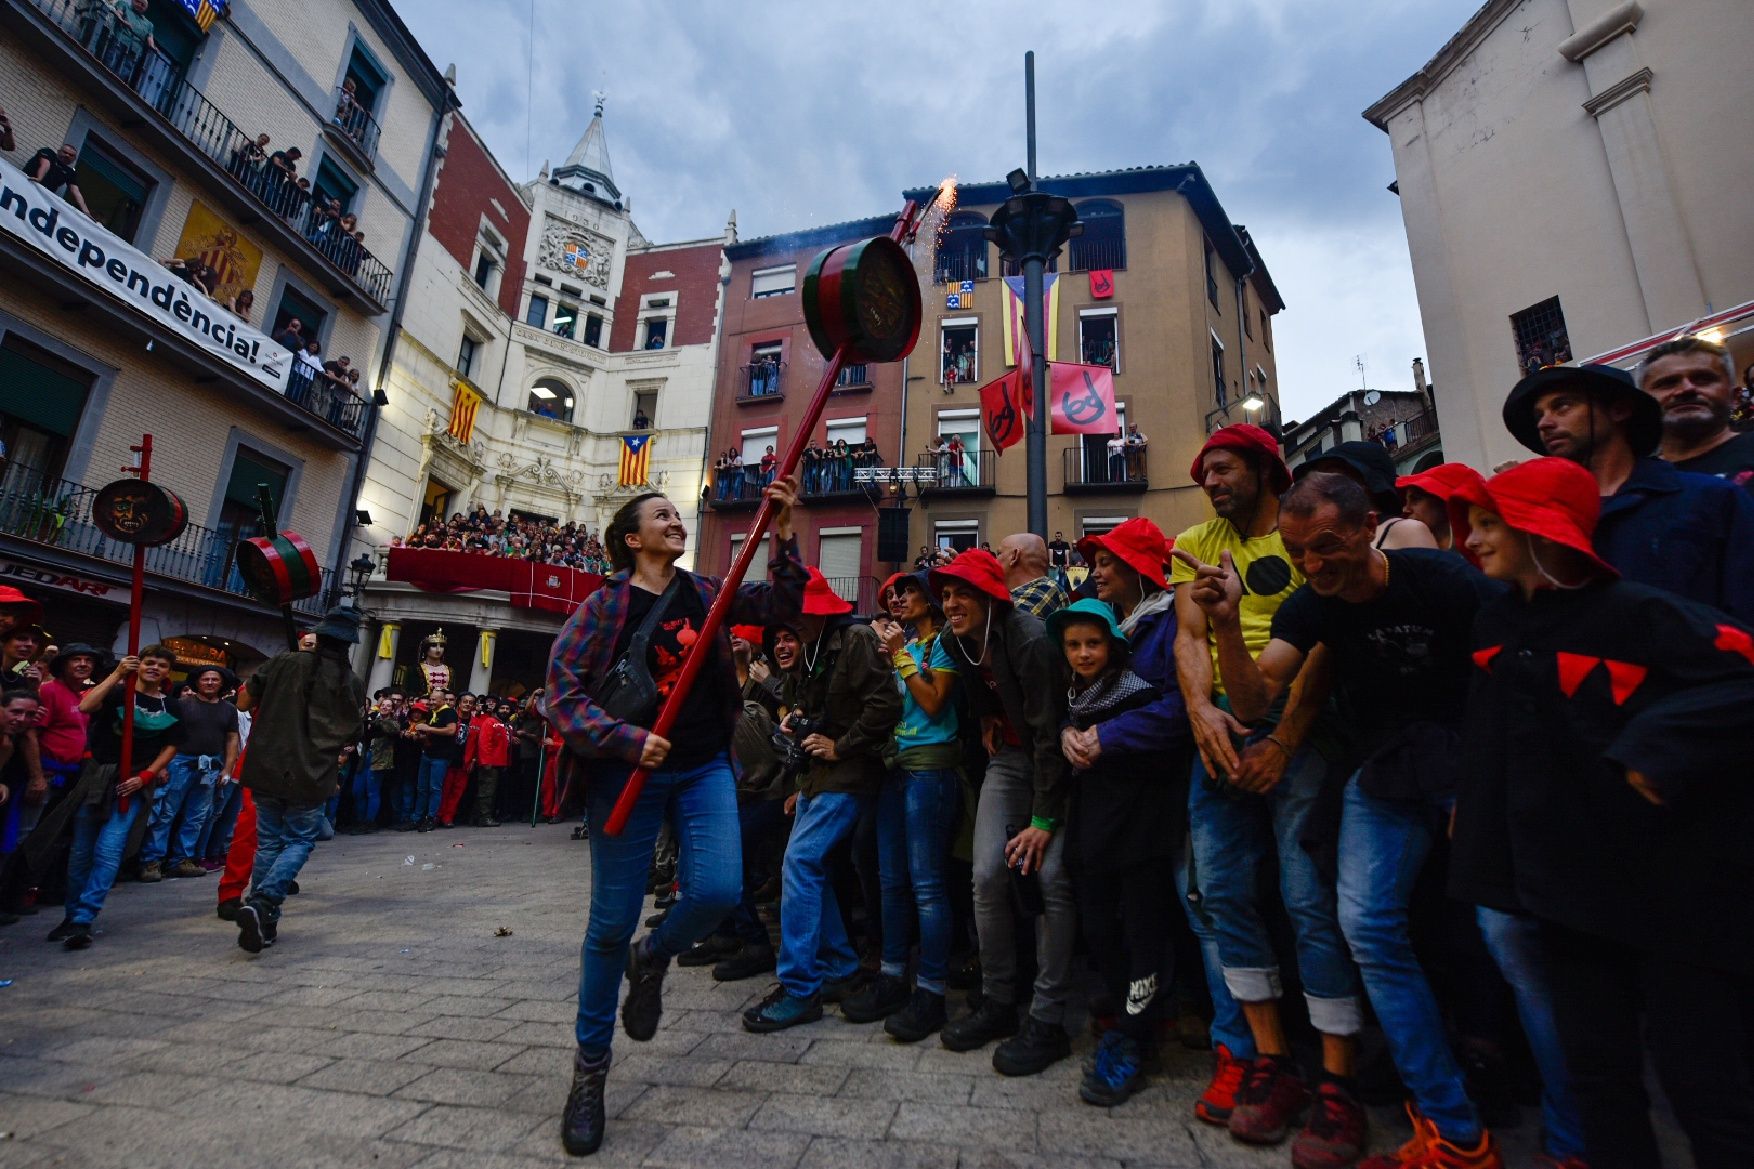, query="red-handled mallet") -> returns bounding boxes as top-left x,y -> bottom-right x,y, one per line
600,203 -> 926,836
